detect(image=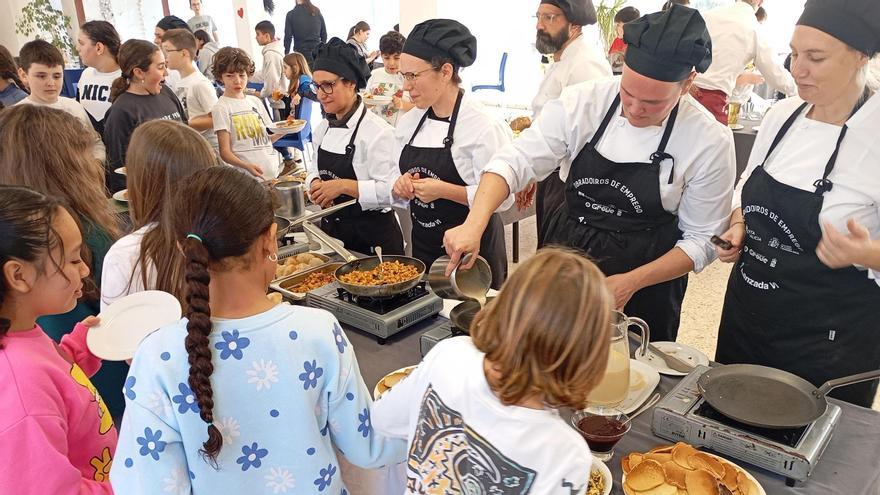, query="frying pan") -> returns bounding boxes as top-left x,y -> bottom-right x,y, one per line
697,364 -> 880,429
449,297 -> 495,334
302,220 -> 425,298
274,216 -> 291,240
